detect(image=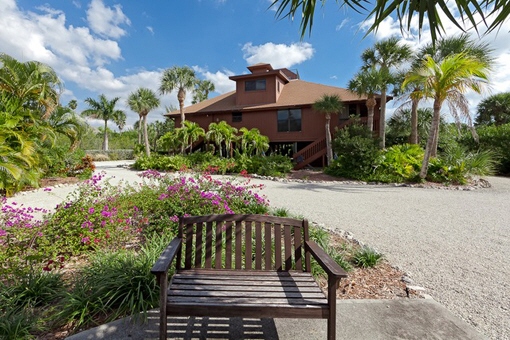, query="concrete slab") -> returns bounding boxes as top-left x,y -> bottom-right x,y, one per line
65,299 -> 486,340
